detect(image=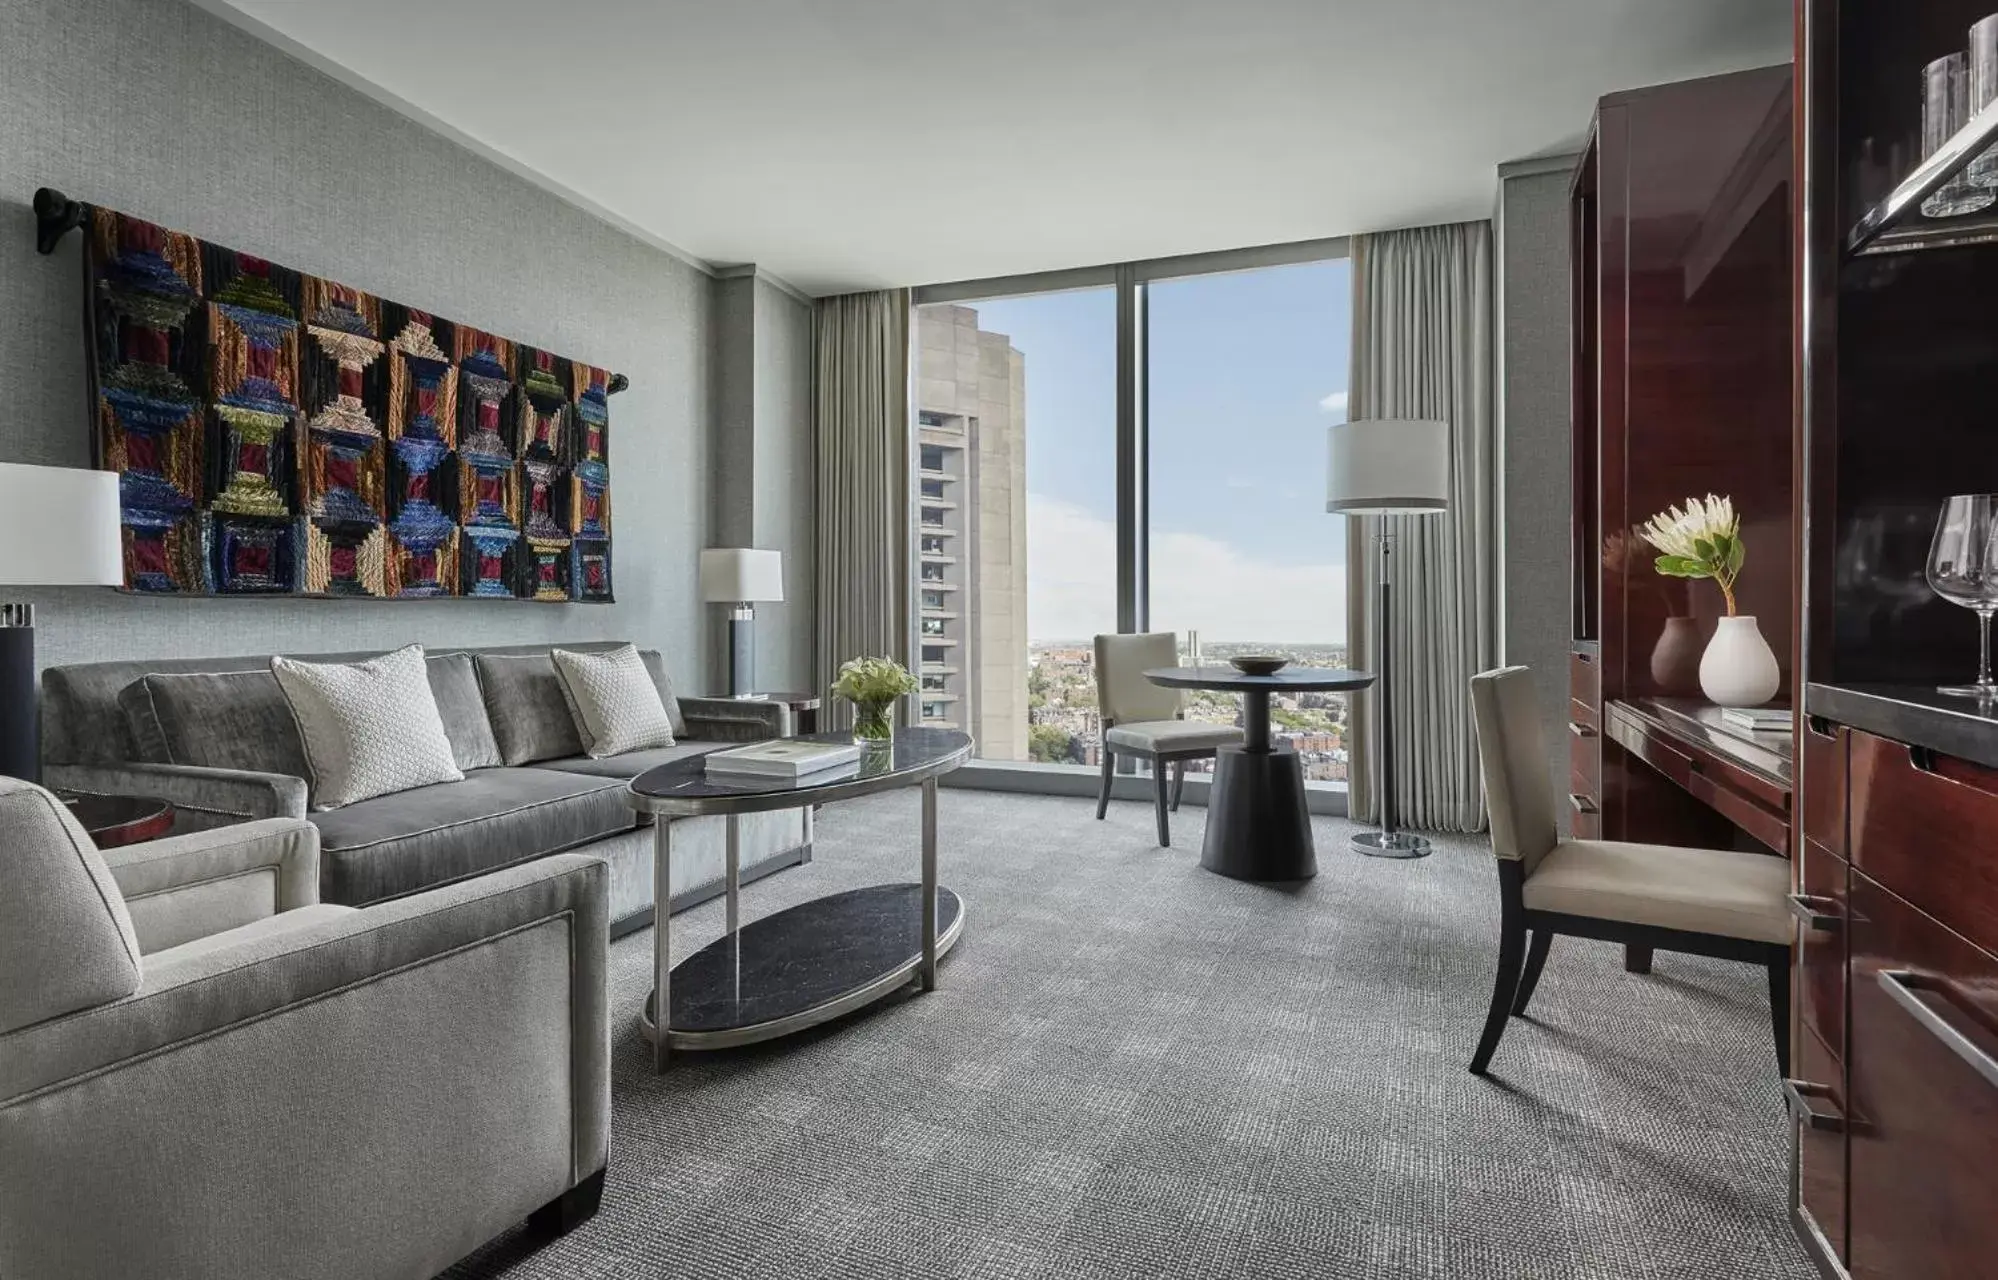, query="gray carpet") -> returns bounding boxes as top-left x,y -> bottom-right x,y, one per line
446,790 -> 1815,1280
